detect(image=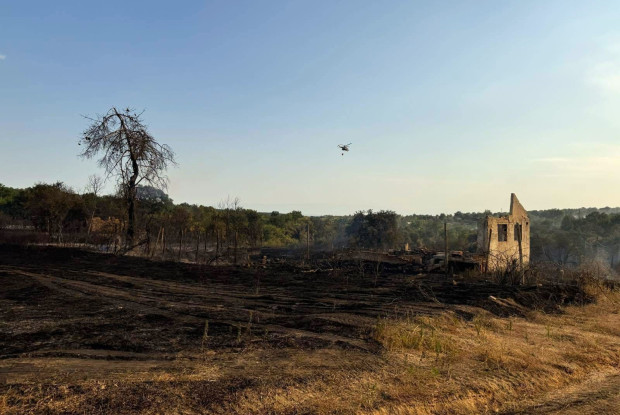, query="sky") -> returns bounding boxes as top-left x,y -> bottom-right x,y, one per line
2,1 -> 620,215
